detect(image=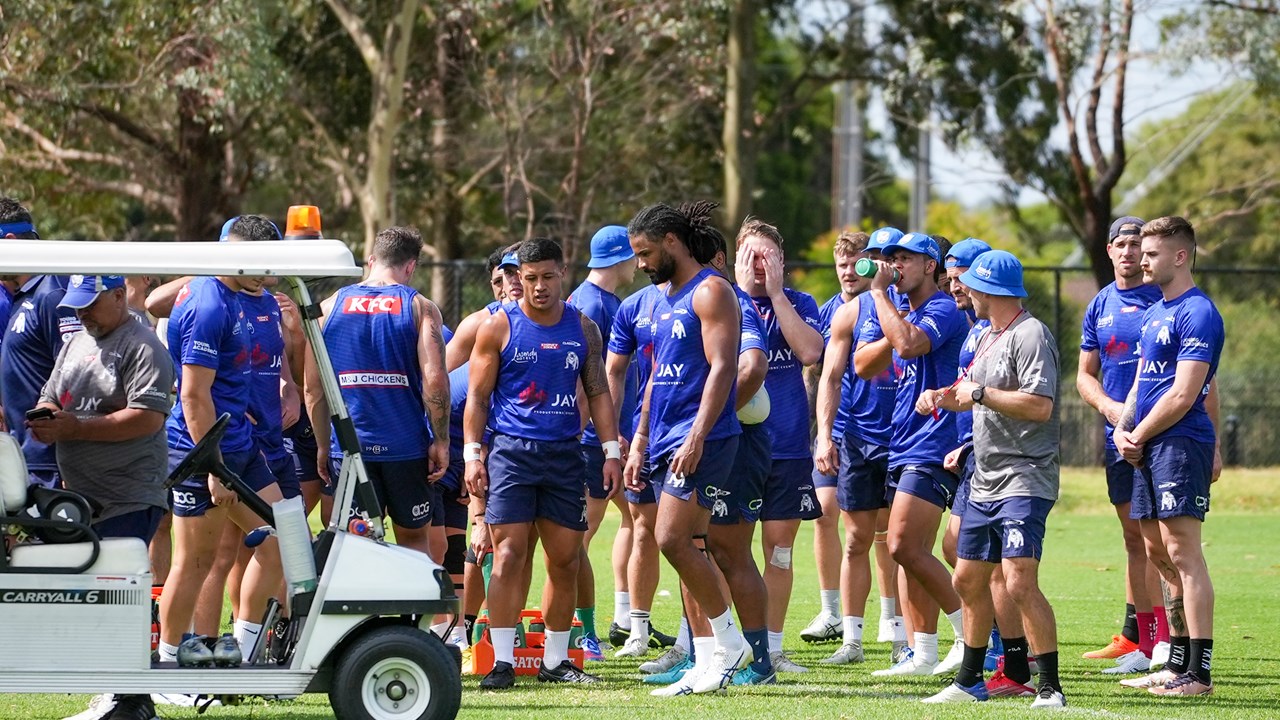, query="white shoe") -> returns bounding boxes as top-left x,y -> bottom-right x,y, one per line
922,683 -> 985,704
871,650 -> 938,677
877,617 -> 897,643
1150,641 -> 1170,668
1102,649 -> 1151,675
651,664 -> 703,697
932,641 -> 965,675
691,639 -> 747,694
799,611 -> 841,642
614,635 -> 650,658
1030,685 -> 1067,708
62,694 -> 115,720
820,641 -> 864,665
639,645 -> 689,675
1120,668 -> 1176,689
769,649 -> 808,673
891,640 -> 911,664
